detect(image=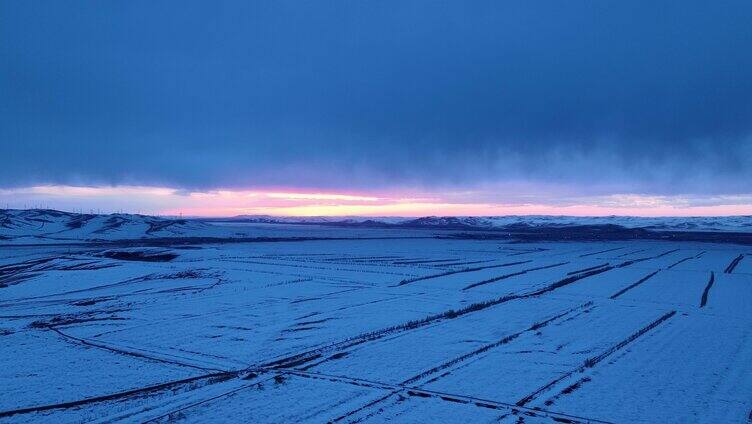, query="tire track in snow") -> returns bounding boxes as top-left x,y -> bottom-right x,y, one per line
515,310 -> 677,407
136,378 -> 272,423
329,392 -> 398,423
430,259 -> 496,268
302,302 -> 594,380
579,247 -> 625,257
540,376 -> 592,408
395,260 -> 532,286
400,302 -> 595,386
616,248 -> 647,258
462,262 -> 569,291
219,258 -> 412,277
616,249 -> 679,268
0,370 -> 241,419
392,258 -> 461,265
50,326 -> 232,372
293,304 -> 596,421
278,369 -> 614,424
262,266 -> 614,370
